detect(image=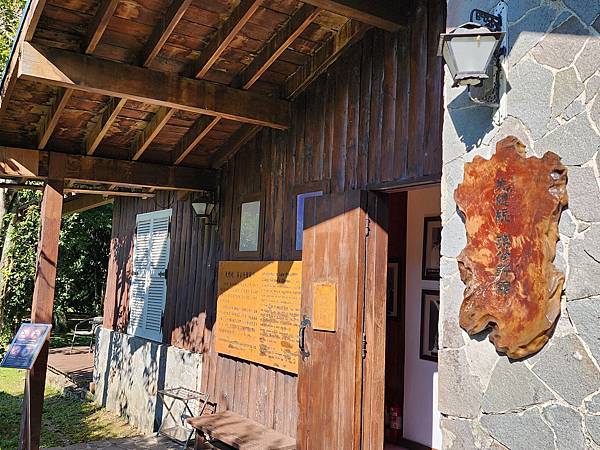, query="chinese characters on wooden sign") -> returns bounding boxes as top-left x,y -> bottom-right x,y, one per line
454,136 -> 568,359
215,261 -> 302,374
